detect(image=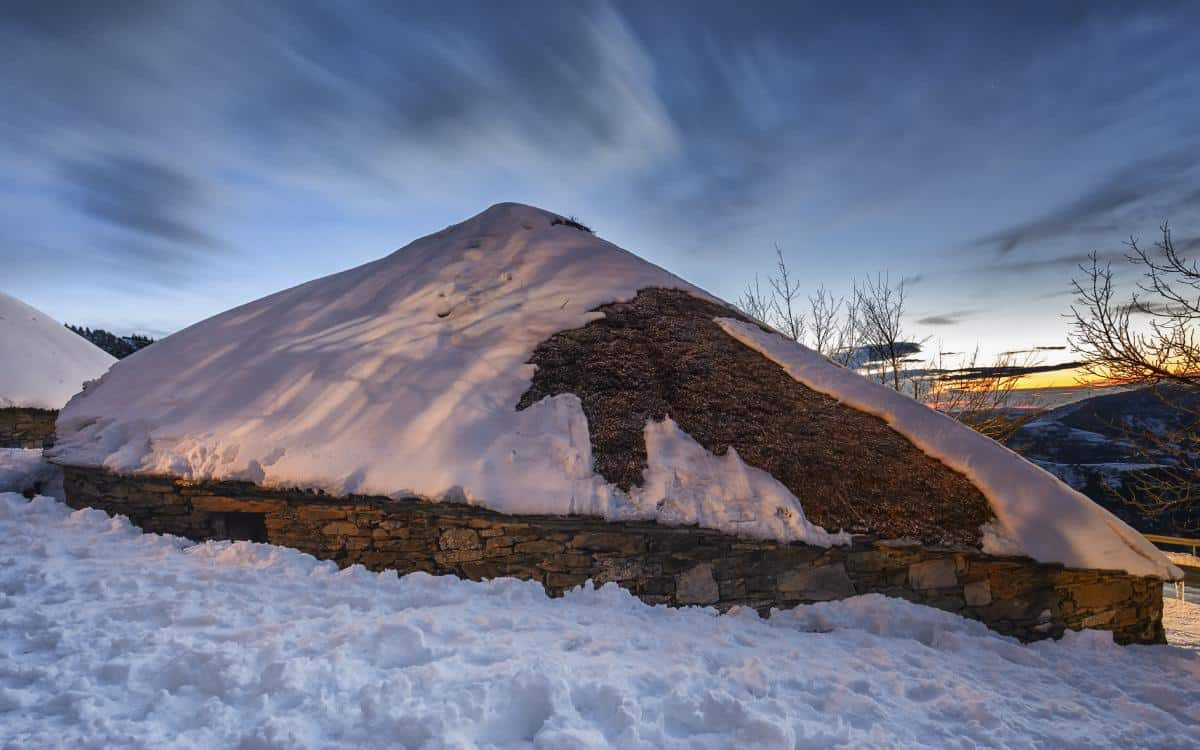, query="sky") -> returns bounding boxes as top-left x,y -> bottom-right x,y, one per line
3,1 -> 1199,372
